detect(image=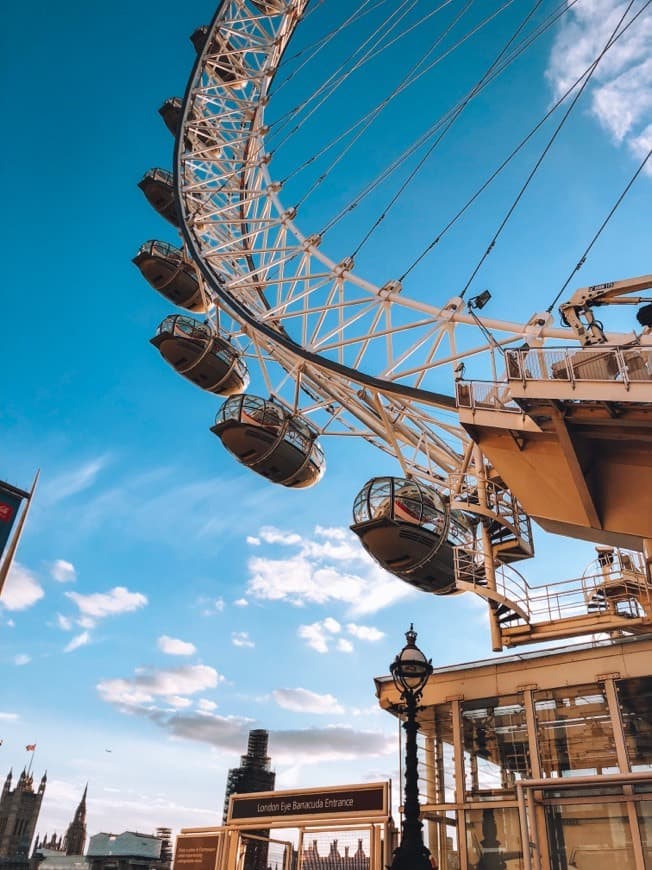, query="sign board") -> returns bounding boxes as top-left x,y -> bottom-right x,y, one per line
0,483 -> 23,564
228,782 -> 388,825
173,833 -> 222,870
